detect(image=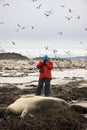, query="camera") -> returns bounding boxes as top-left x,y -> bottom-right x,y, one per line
43,60 -> 47,64
39,67 -> 44,73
